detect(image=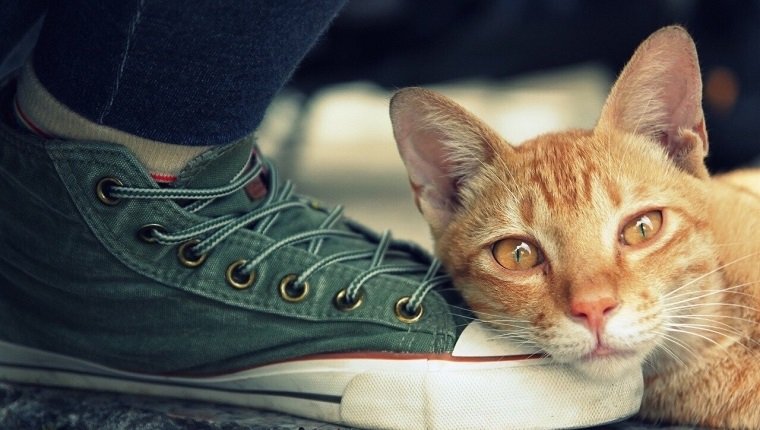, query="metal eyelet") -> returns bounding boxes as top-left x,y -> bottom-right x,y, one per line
334,288 -> 364,311
278,274 -> 309,303
177,239 -> 207,268
95,177 -> 123,206
394,297 -> 423,324
226,260 -> 255,289
136,224 -> 166,243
